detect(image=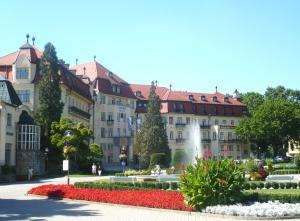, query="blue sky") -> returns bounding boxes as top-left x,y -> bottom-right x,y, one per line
0,0 -> 299,94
